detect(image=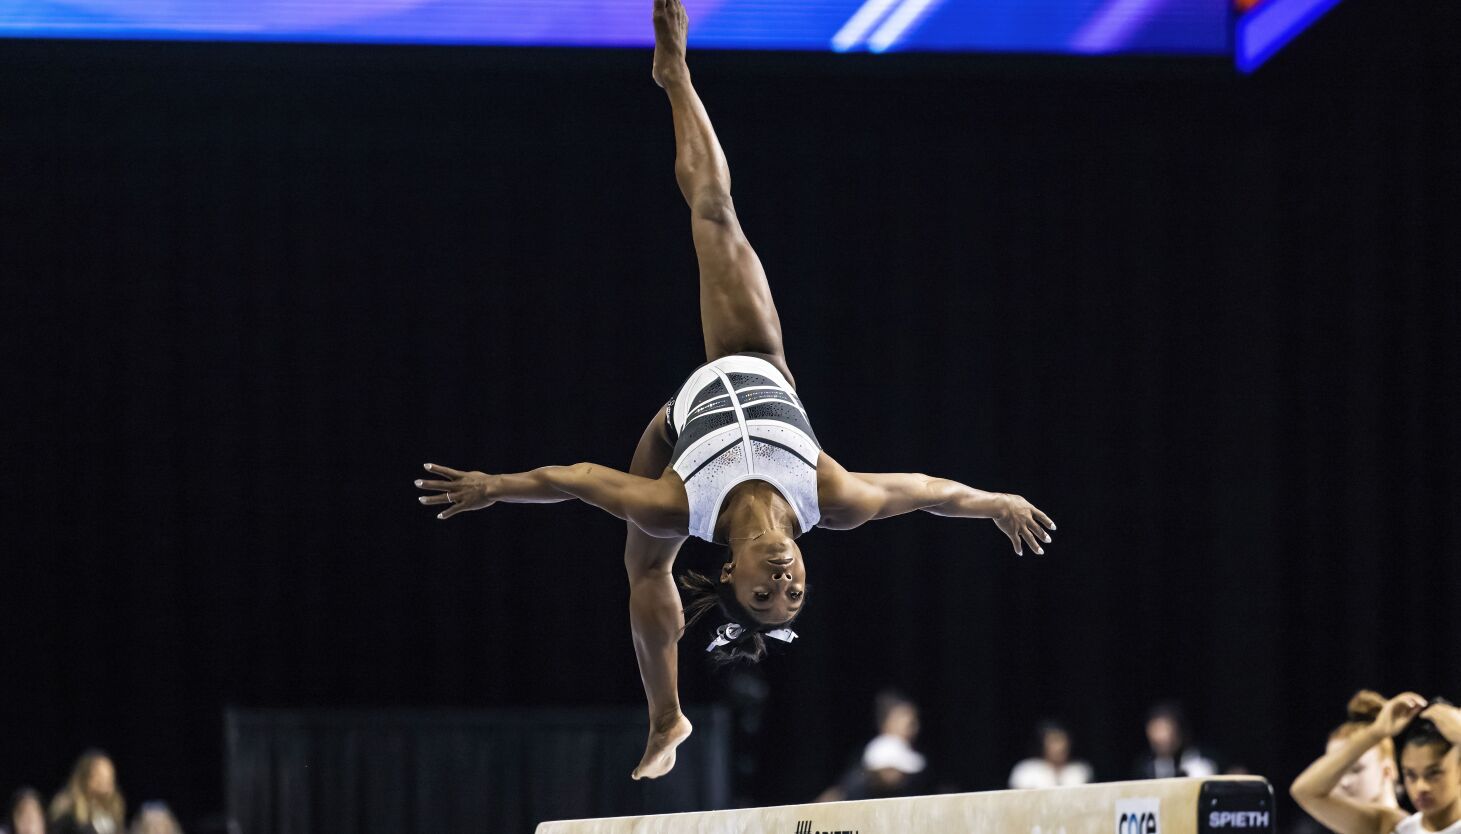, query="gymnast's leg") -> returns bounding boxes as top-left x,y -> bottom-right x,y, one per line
624,411 -> 691,780
653,0 -> 796,387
